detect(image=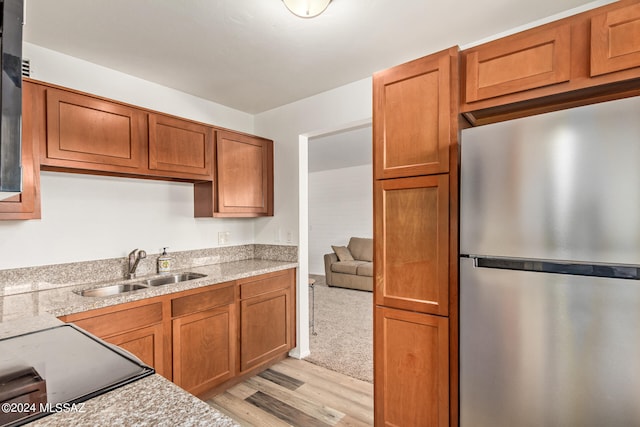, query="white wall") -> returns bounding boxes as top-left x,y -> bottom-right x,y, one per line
253,77 -> 372,245
308,164 -> 372,275
0,44 -> 257,270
